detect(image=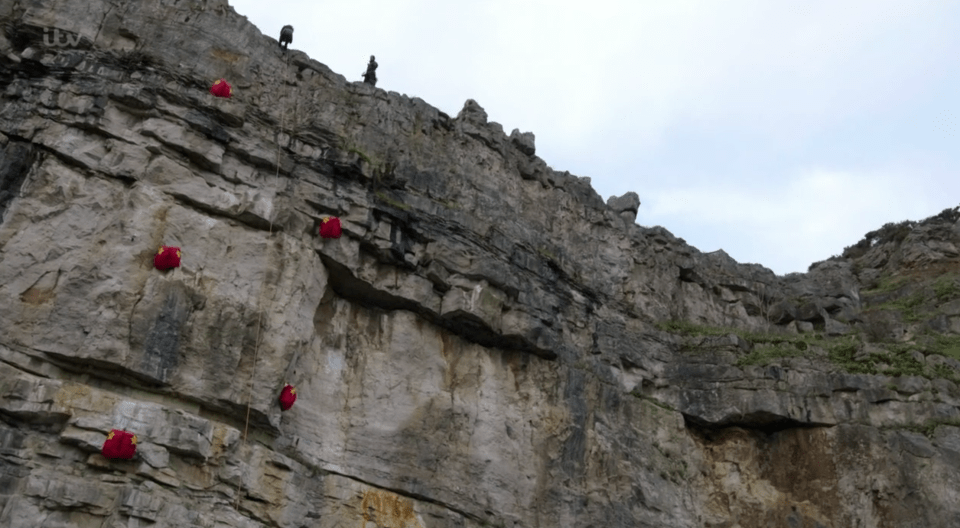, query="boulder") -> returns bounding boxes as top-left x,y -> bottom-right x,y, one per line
509,128 -> 536,156
767,300 -> 797,324
606,192 -> 640,223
